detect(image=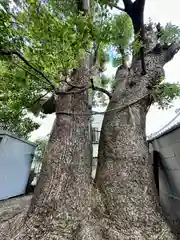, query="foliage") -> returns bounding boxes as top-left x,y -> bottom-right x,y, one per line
0,0 -> 180,130
110,13 -> 133,51
0,0 -> 132,91
153,23 -> 180,109
131,33 -> 142,56
155,82 -> 180,109
4,115 -> 40,139
160,23 -> 180,45
92,74 -> 111,107
0,59 -> 42,138
90,9 -> 133,105
1,1 -> 97,79
109,13 -> 133,66
0,0 -> 95,136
